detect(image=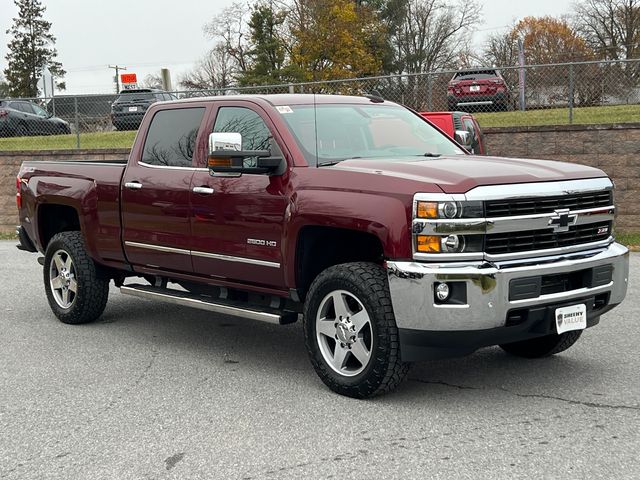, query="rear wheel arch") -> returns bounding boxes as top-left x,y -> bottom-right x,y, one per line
38,203 -> 82,249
